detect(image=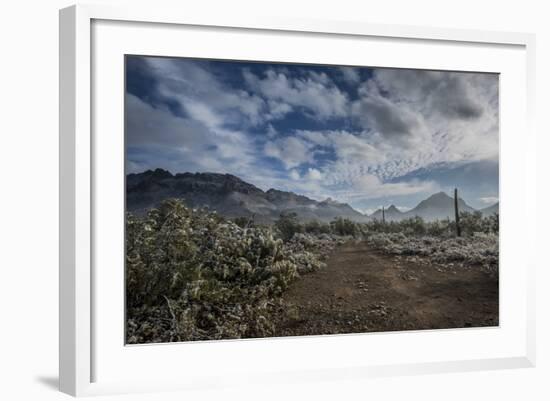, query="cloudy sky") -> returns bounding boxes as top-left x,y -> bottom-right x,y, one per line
125,55 -> 499,213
